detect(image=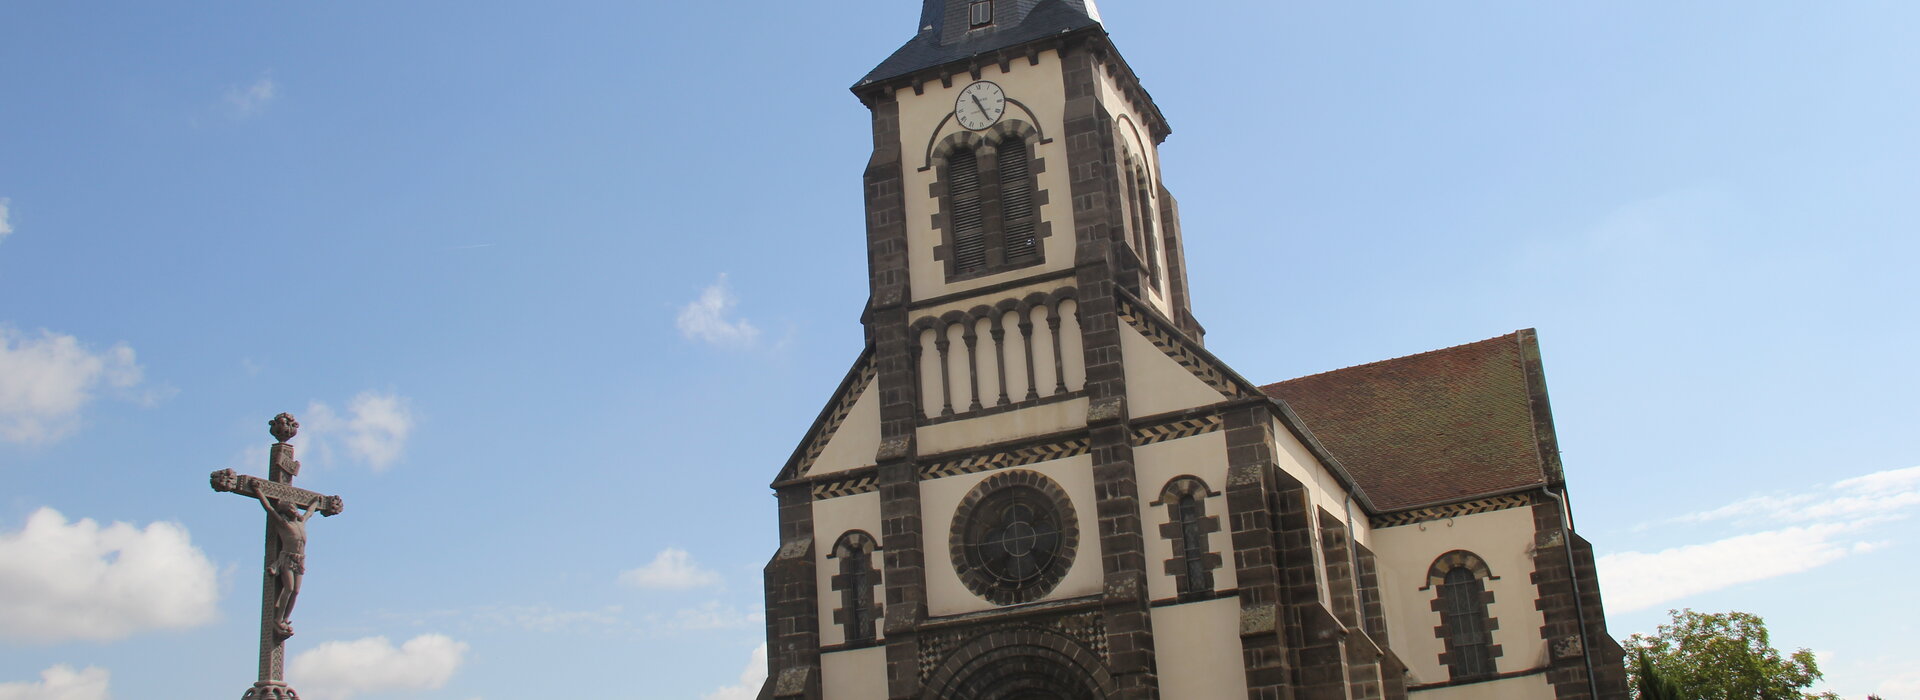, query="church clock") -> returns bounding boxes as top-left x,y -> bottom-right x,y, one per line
953,80 -> 1007,130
